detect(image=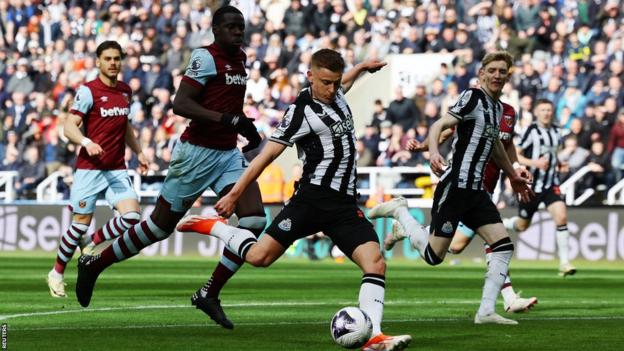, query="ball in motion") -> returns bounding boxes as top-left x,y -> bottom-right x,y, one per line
330,306 -> 373,349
